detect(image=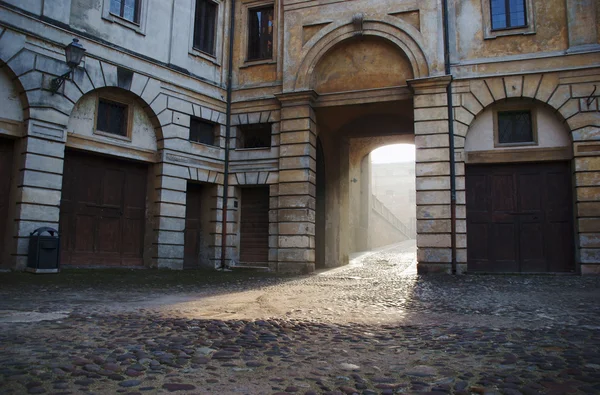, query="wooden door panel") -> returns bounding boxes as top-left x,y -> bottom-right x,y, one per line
240,187 -> 269,266
102,169 -> 125,208
491,174 -> 516,213
96,217 -> 121,252
184,183 -> 202,269
60,151 -> 147,266
467,161 -> 574,273
547,222 -> 574,272
492,223 -> 519,272
74,215 -> 95,252
519,222 -> 546,272
122,218 -> 144,256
